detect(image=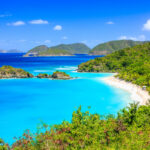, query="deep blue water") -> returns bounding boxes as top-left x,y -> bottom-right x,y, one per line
0,53 -> 131,144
